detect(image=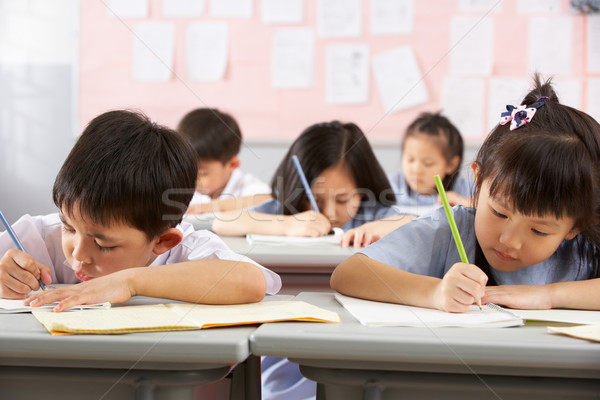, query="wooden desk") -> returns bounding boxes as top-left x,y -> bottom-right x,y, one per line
221,237 -> 358,294
250,292 -> 600,400
0,294 -> 291,400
